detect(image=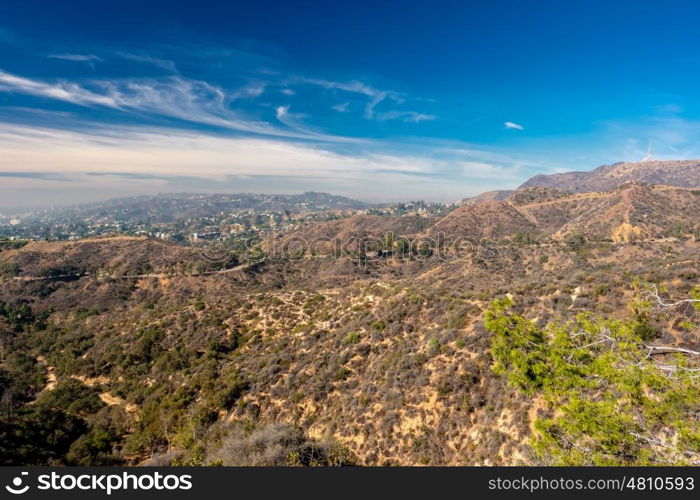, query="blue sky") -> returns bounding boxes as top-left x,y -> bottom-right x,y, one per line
1,0 -> 700,210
